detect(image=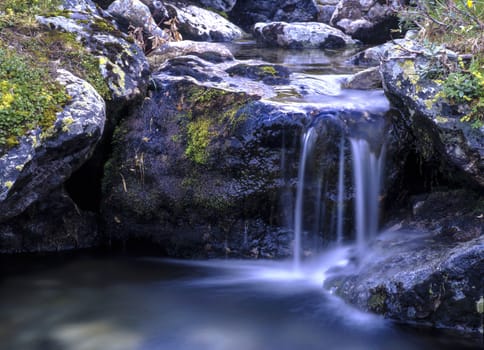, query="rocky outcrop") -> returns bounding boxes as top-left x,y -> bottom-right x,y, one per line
253,21 -> 357,49
330,0 -> 401,44
380,40 -> 484,188
0,70 -> 105,252
230,0 -> 319,30
166,2 -> 245,42
343,66 -> 381,89
325,190 -> 483,334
